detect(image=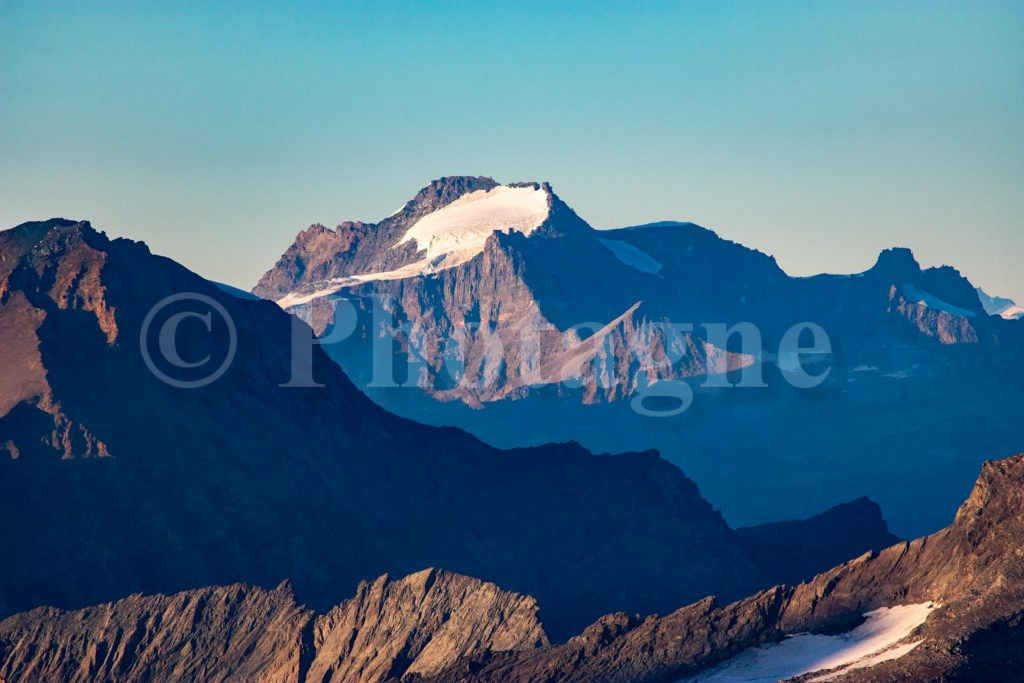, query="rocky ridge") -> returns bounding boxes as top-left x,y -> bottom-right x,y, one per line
256,177 -> 1022,406
0,569 -> 546,683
